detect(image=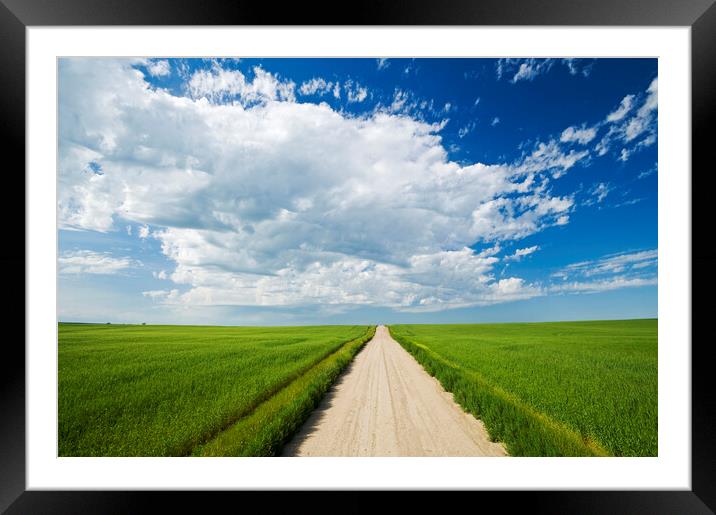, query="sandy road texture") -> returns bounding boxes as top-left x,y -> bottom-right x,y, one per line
282,326 -> 507,457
